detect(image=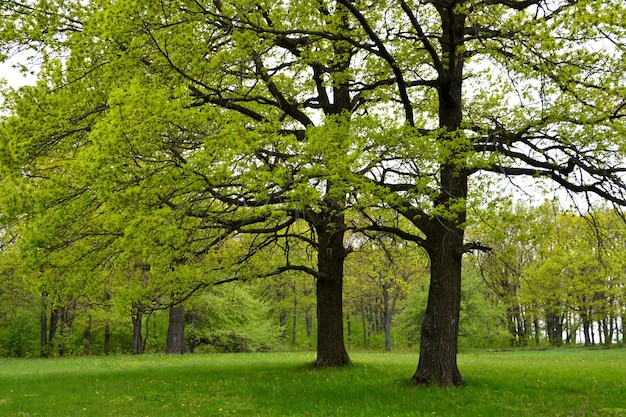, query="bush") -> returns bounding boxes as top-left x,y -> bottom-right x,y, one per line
186,284 -> 282,353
